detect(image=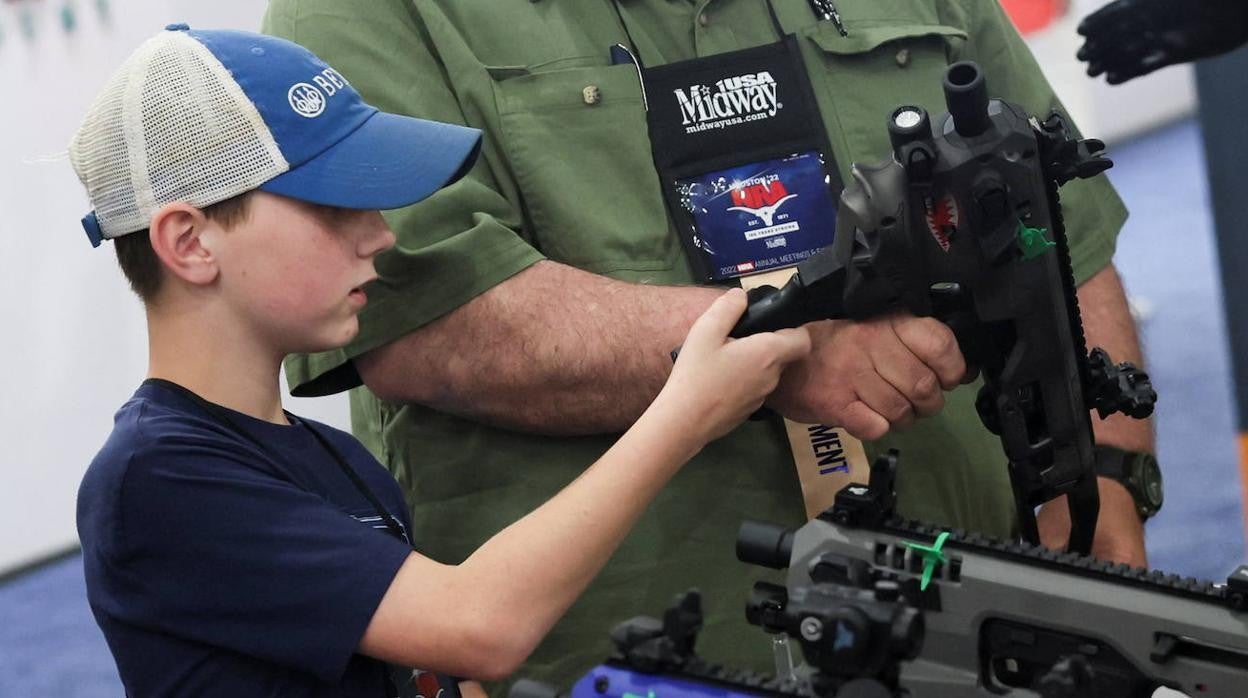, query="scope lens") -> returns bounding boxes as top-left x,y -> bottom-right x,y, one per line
894,109 -> 923,129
